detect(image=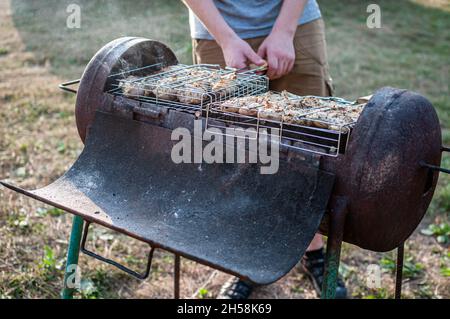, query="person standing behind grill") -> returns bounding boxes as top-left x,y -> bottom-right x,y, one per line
182,0 -> 347,299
